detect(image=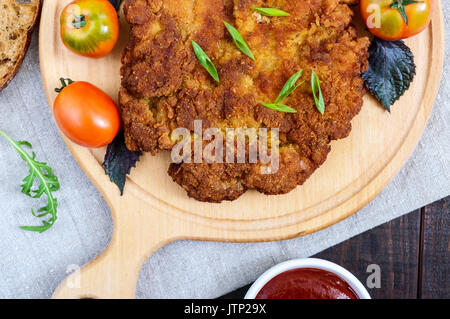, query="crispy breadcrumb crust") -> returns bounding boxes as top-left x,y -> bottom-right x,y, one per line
120,0 -> 369,202
0,0 -> 41,91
